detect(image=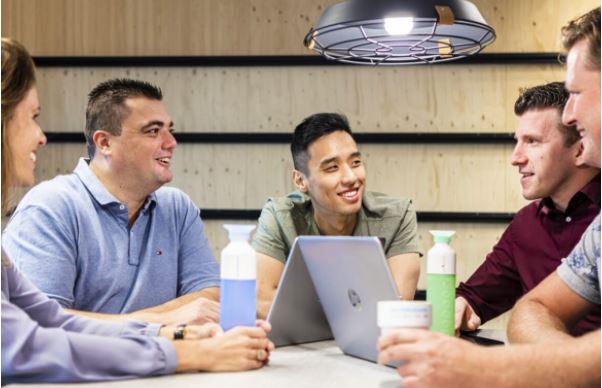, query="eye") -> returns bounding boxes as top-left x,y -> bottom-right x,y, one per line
351,158 -> 362,167
525,137 -> 538,145
147,127 -> 160,135
325,165 -> 338,172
